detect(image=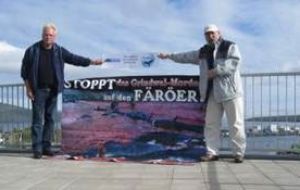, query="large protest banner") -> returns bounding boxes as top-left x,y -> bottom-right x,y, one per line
62,54 -> 206,164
